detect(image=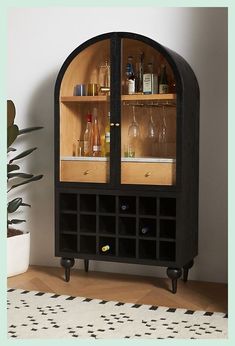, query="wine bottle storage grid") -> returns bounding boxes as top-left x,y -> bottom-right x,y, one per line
59,193 -> 176,261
